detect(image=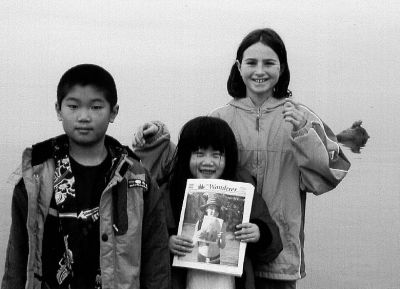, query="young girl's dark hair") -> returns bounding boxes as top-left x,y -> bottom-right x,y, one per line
227,28 -> 291,99
169,116 -> 238,224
